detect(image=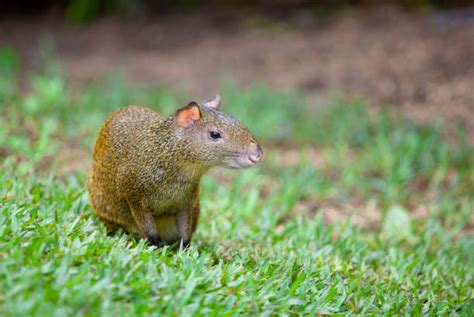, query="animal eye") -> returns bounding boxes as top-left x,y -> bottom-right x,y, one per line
209,131 -> 221,139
